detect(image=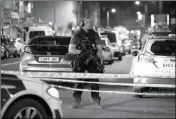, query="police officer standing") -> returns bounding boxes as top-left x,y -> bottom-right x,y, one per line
68,16 -> 103,109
